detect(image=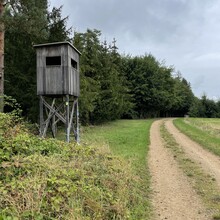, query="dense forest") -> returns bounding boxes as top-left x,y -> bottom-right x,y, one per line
3,0 -> 220,124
